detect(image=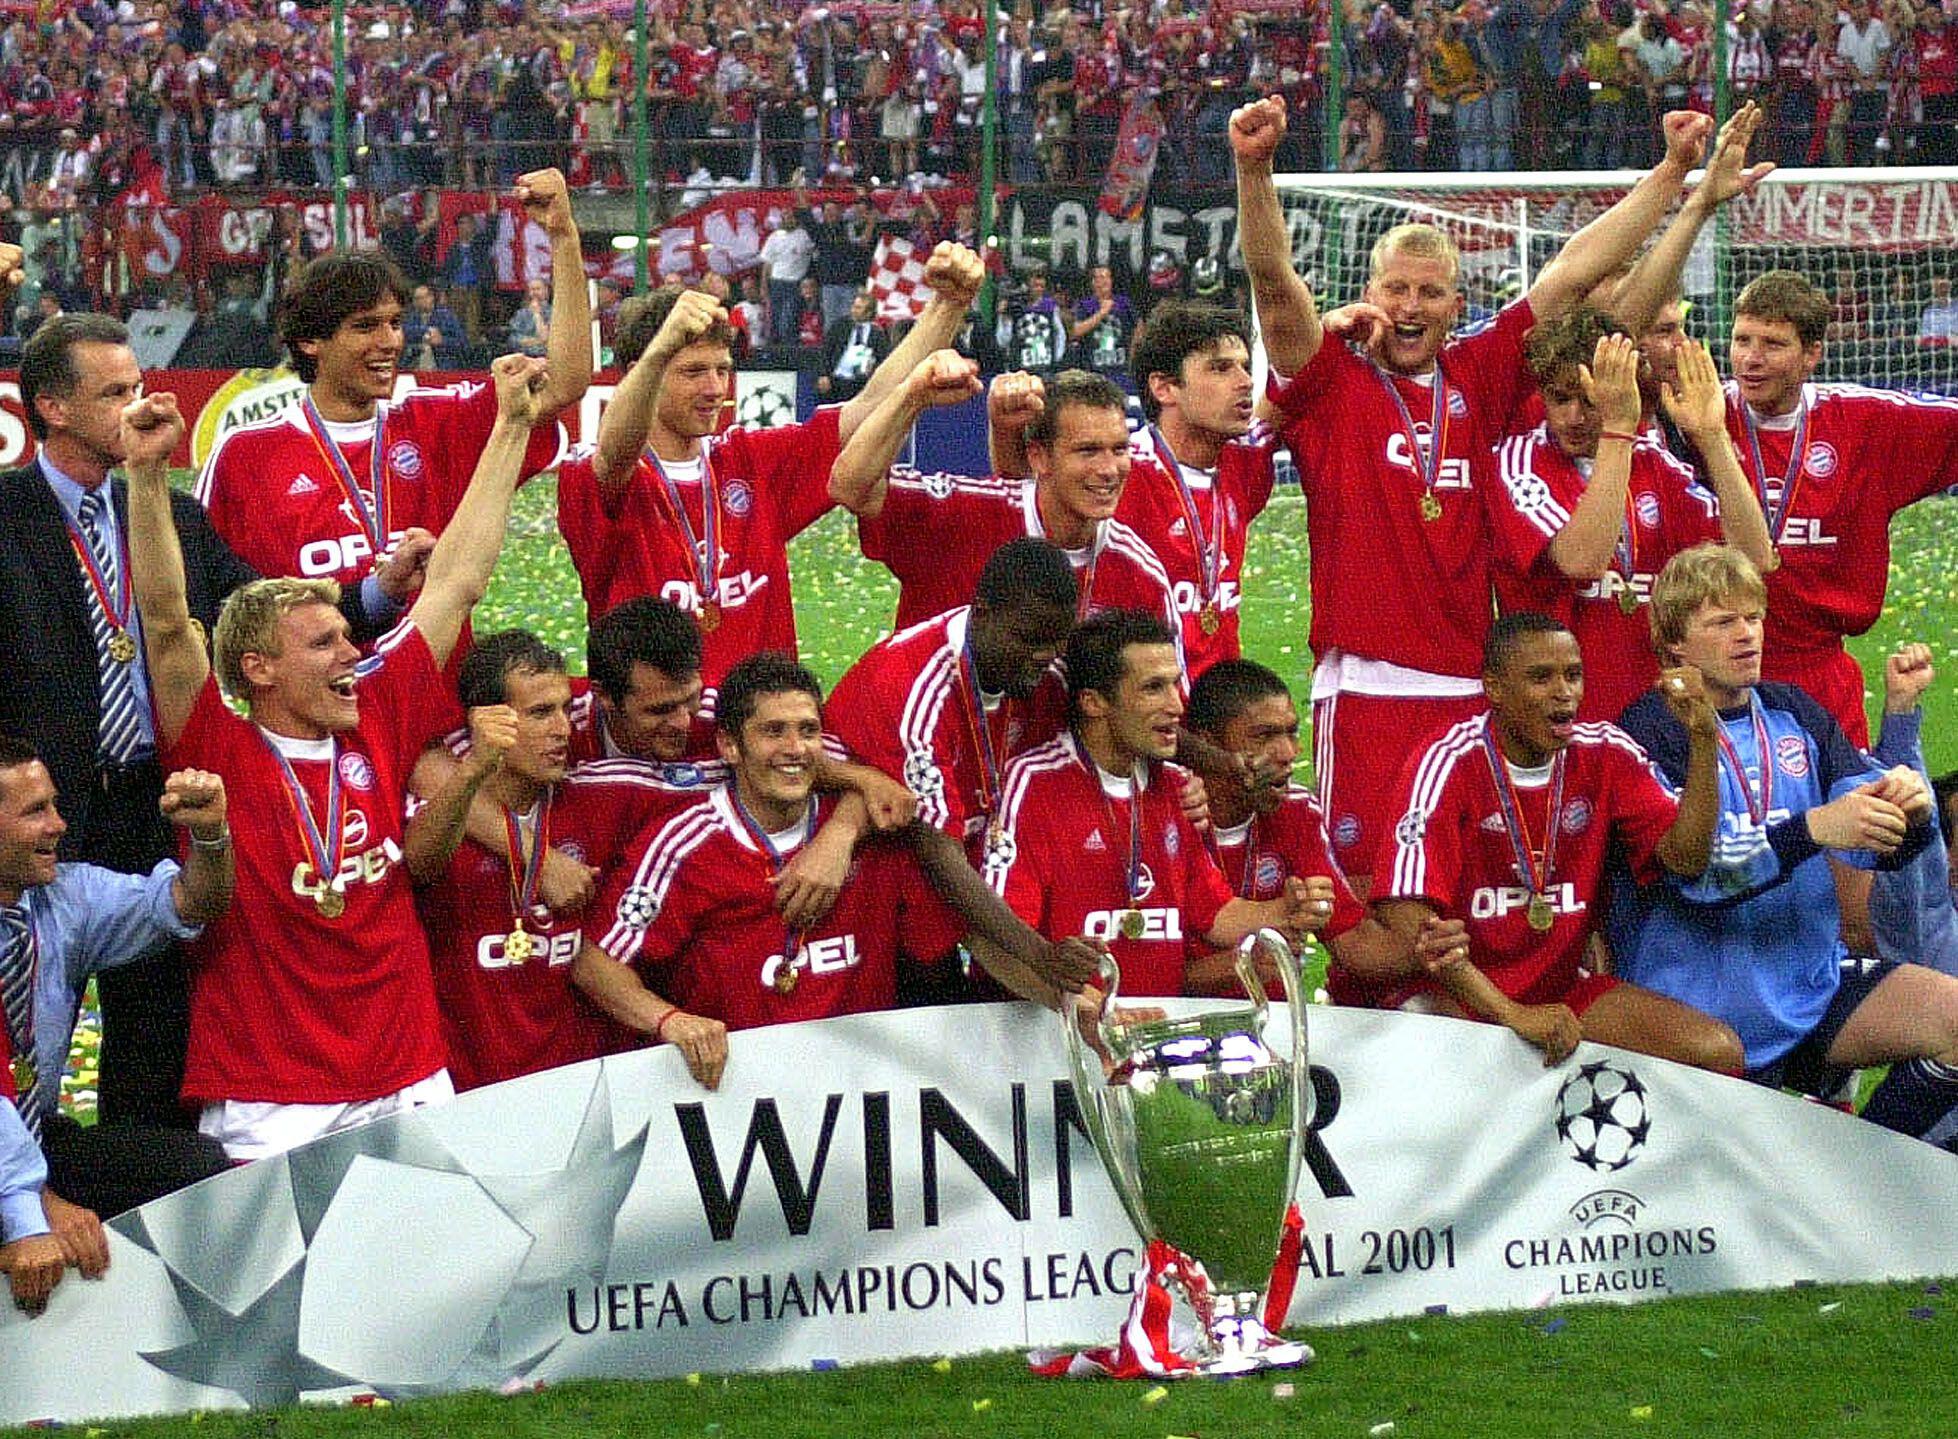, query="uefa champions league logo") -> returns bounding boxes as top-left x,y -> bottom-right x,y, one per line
1554,1061 -> 1651,1173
